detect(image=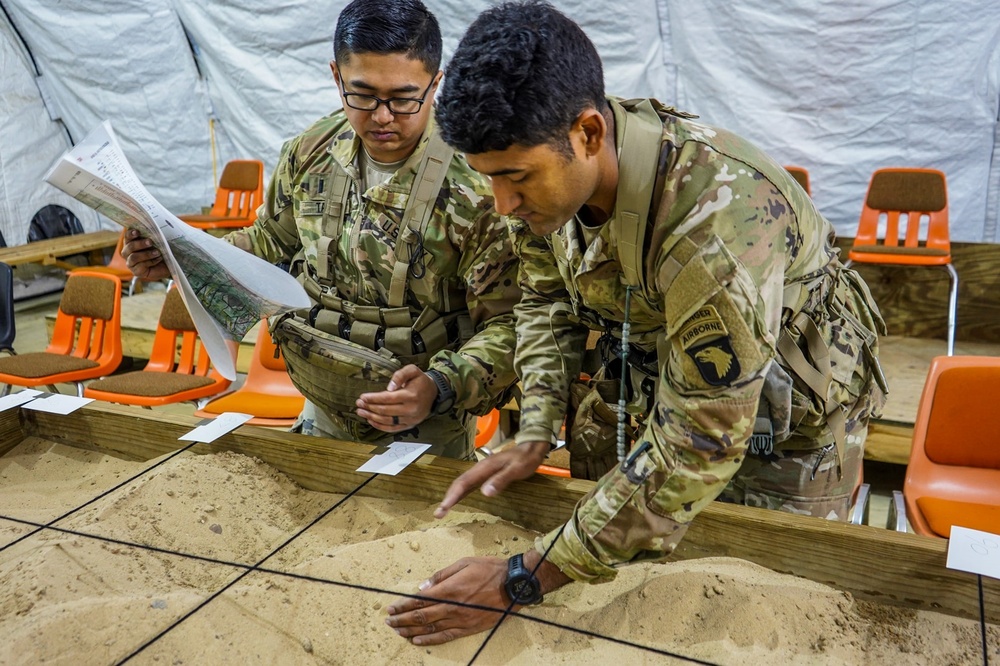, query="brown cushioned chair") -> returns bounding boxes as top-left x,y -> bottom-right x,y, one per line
0,270 -> 122,397
84,287 -> 230,407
